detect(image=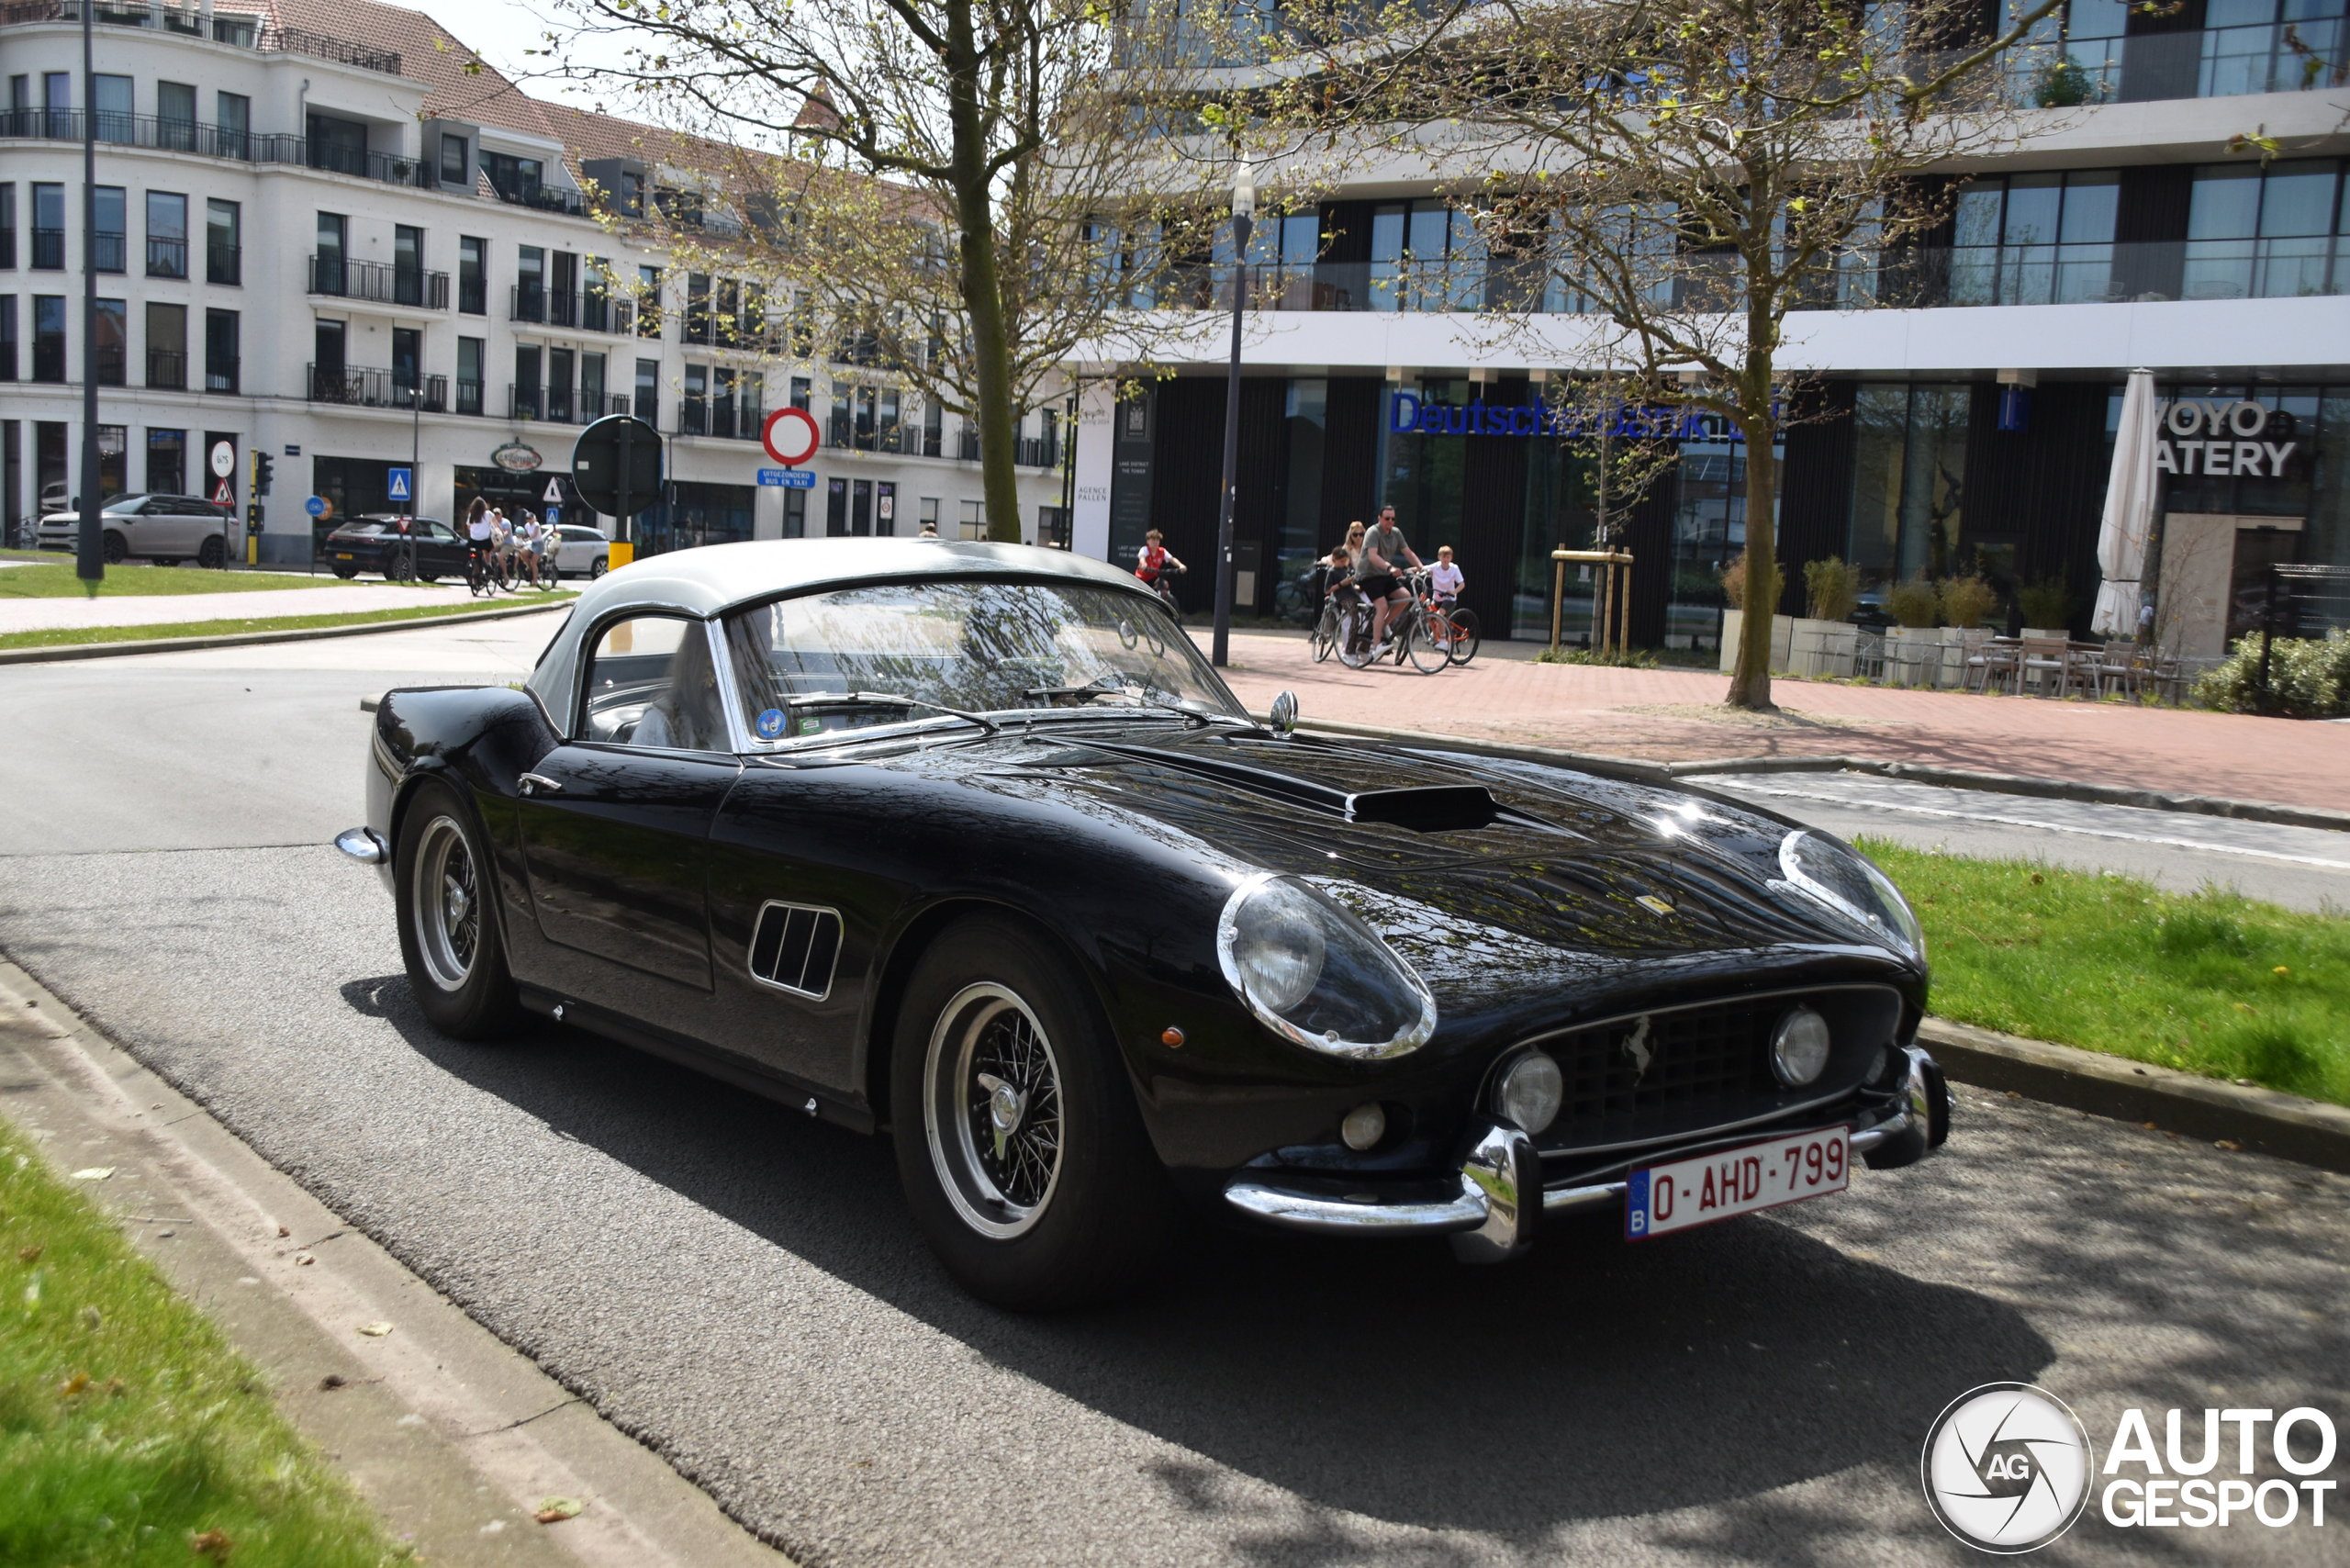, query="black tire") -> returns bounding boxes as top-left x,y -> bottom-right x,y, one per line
331,565 -> 359,579
417,573 -> 441,584
101,531 -> 128,565
386,552 -> 416,583
590,556 -> 609,579
197,534 -> 225,569
890,915 -> 1177,1309
393,778 -> 523,1040
1446,608 -> 1482,666
1405,614 -> 1450,673
1309,607 -> 1336,663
